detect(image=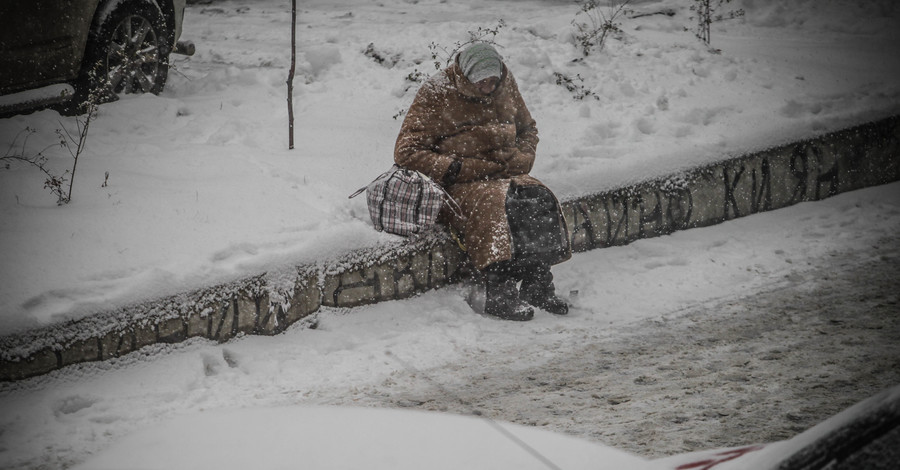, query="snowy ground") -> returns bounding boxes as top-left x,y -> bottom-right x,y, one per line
1,182 -> 898,469
1,1 -> 899,468
1,0 -> 899,335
